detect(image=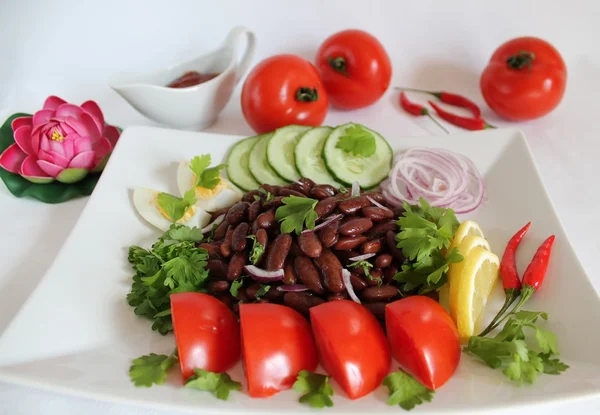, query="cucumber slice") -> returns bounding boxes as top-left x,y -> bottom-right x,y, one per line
323,123 -> 393,188
266,125 -> 311,182
294,126 -> 340,187
226,135 -> 261,191
248,133 -> 289,186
